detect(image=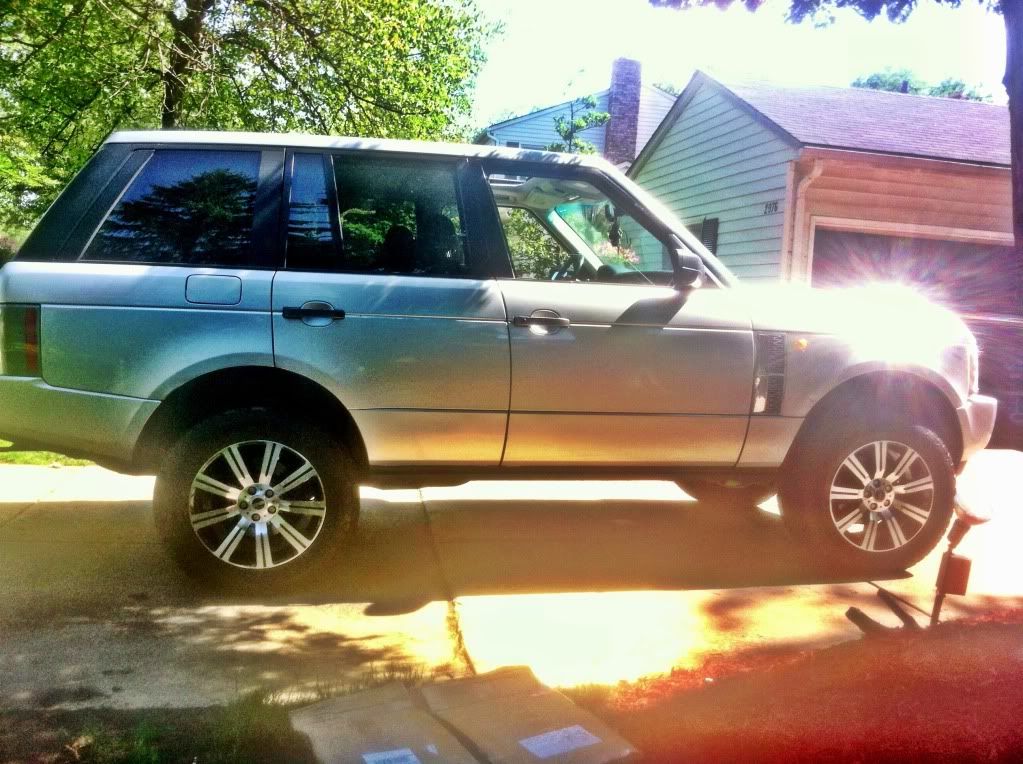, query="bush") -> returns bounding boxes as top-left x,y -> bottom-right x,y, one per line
0,234 -> 17,265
